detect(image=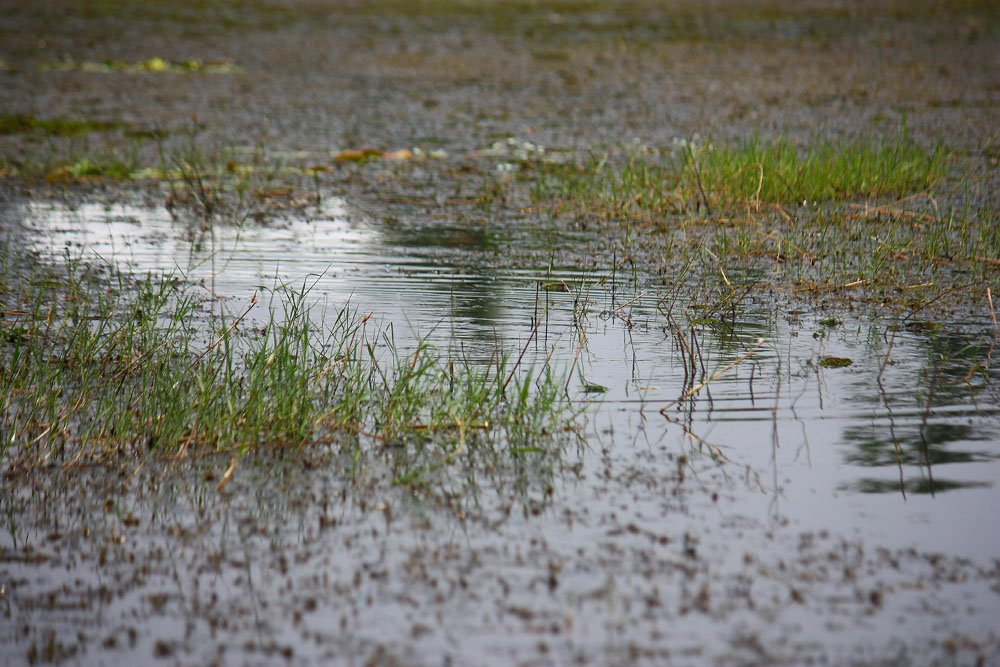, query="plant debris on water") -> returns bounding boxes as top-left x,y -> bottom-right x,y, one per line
818,356 -> 854,369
